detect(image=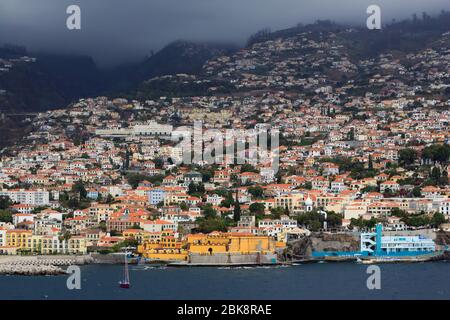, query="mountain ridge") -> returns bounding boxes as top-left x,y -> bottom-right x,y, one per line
0,40 -> 235,113
1,10 -> 449,112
